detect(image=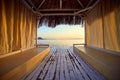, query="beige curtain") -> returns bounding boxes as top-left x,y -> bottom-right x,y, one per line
86,3 -> 103,48
103,0 -> 120,52
86,0 -> 120,52
0,0 -> 37,55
